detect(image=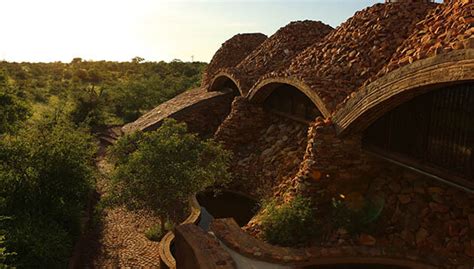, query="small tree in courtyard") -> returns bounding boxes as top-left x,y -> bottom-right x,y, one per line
110,119 -> 231,234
